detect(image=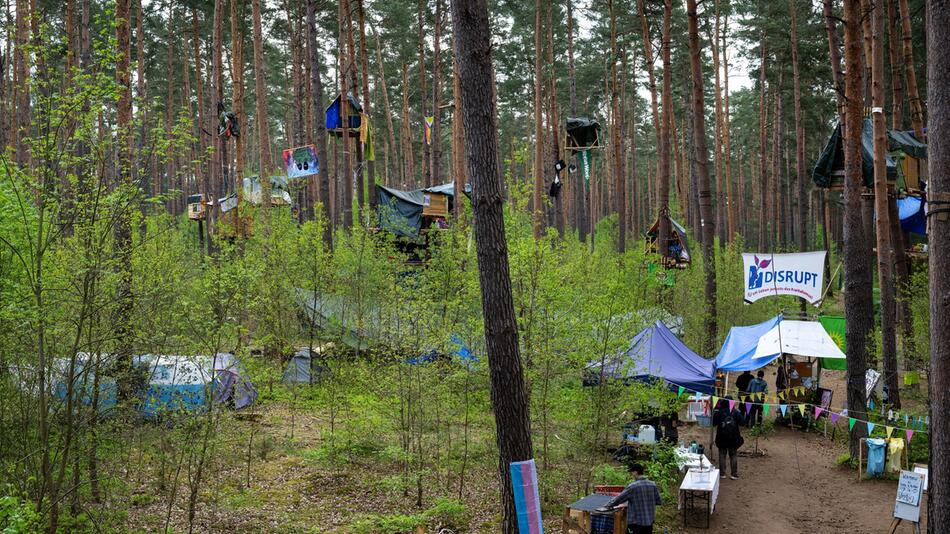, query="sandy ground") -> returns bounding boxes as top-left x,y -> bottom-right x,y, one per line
674,424 -> 927,534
